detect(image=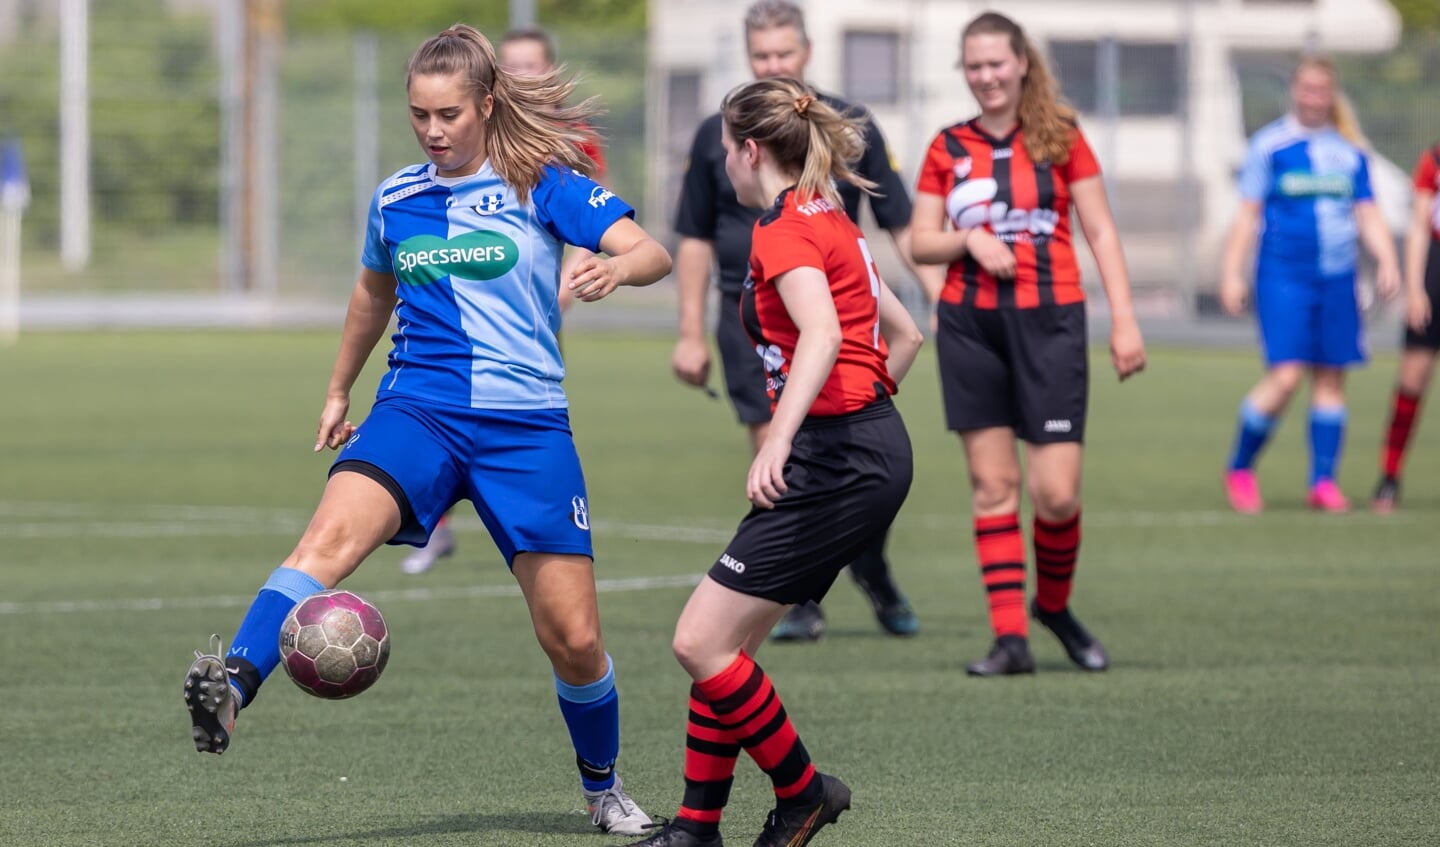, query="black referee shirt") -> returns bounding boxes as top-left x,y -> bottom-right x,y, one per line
673,91 -> 914,297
